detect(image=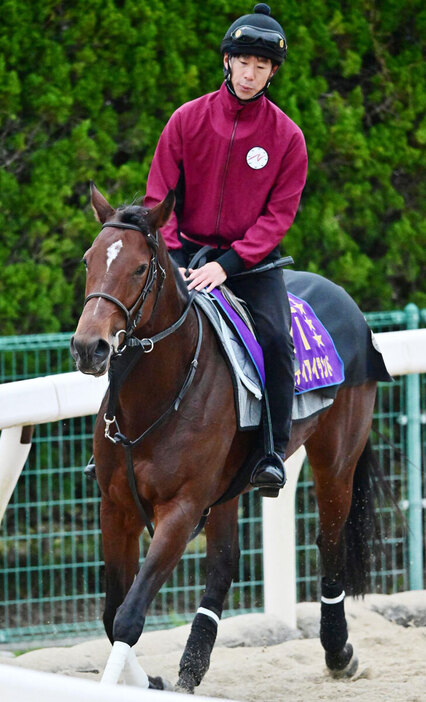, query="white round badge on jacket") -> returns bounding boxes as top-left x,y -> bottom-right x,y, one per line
246,146 -> 269,170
